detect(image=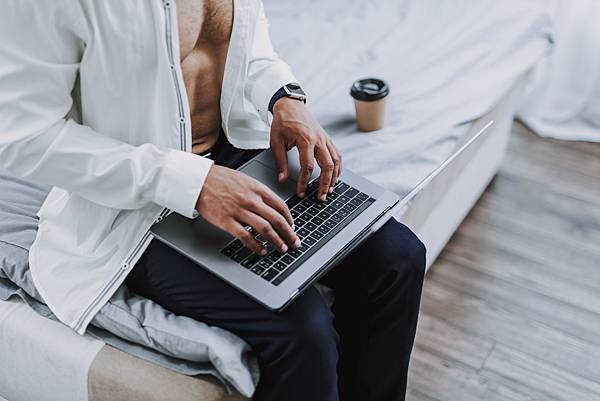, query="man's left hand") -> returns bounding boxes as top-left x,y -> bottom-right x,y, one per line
270,97 -> 342,202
